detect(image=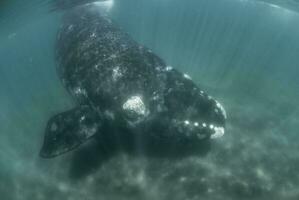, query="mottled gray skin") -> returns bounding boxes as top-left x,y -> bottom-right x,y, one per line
40,5 -> 226,158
